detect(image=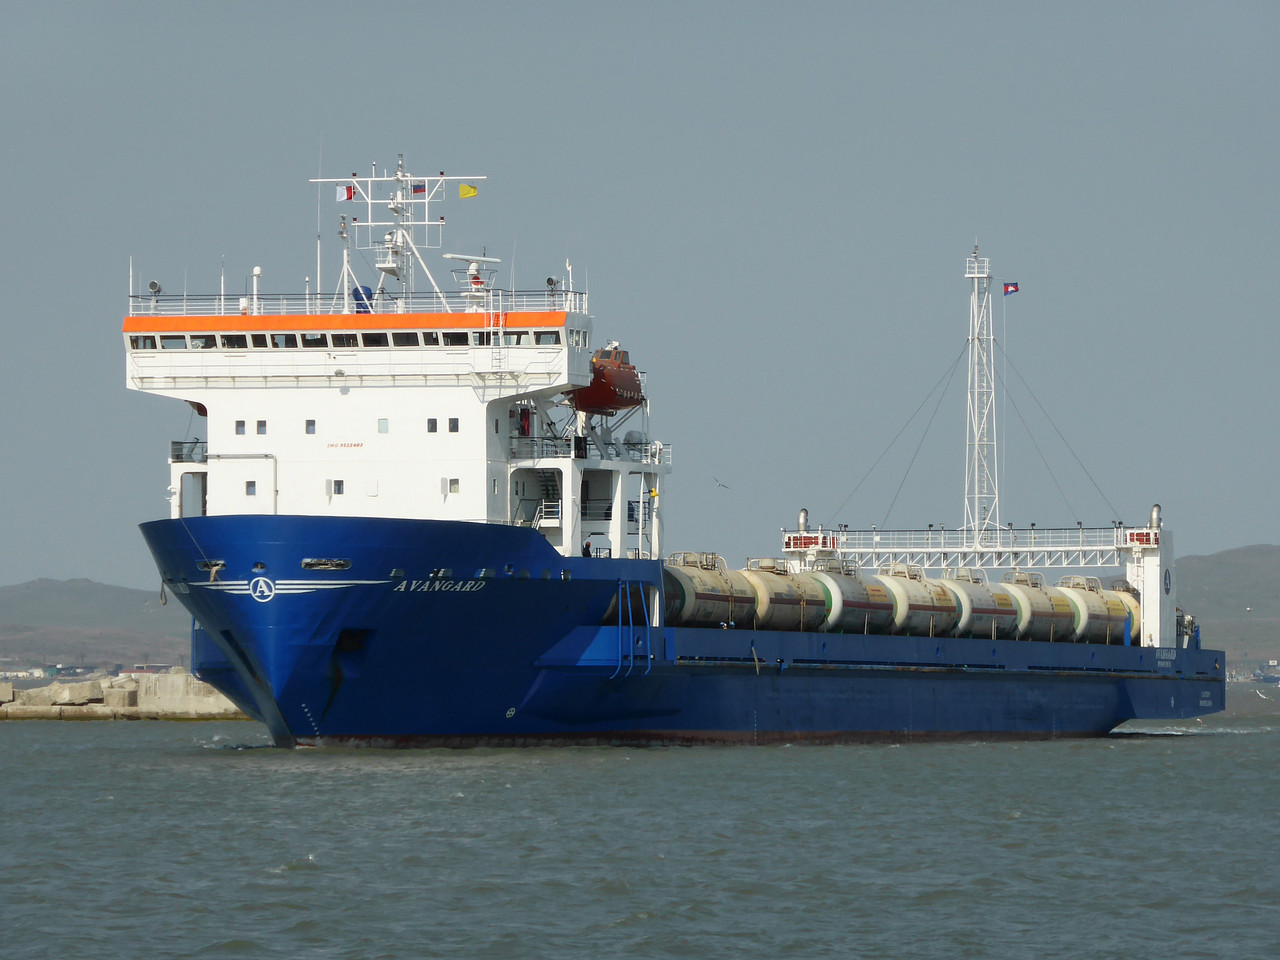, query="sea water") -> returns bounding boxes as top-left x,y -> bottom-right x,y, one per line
3,689 -> 1278,960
